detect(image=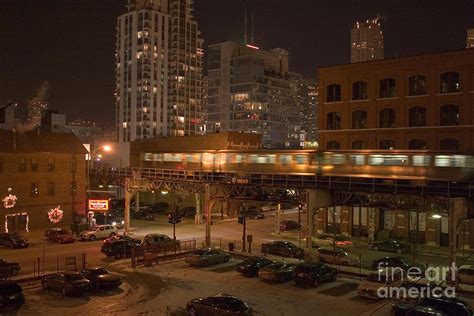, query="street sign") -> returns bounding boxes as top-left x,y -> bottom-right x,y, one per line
88,199 -> 109,211
247,235 -> 253,243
